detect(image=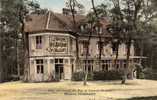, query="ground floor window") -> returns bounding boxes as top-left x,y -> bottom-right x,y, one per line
83,60 -> 93,73
36,59 -> 44,74
116,60 -> 121,70
102,64 -> 109,71
101,60 -> 110,71
115,60 -> 127,69
120,60 -> 127,69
